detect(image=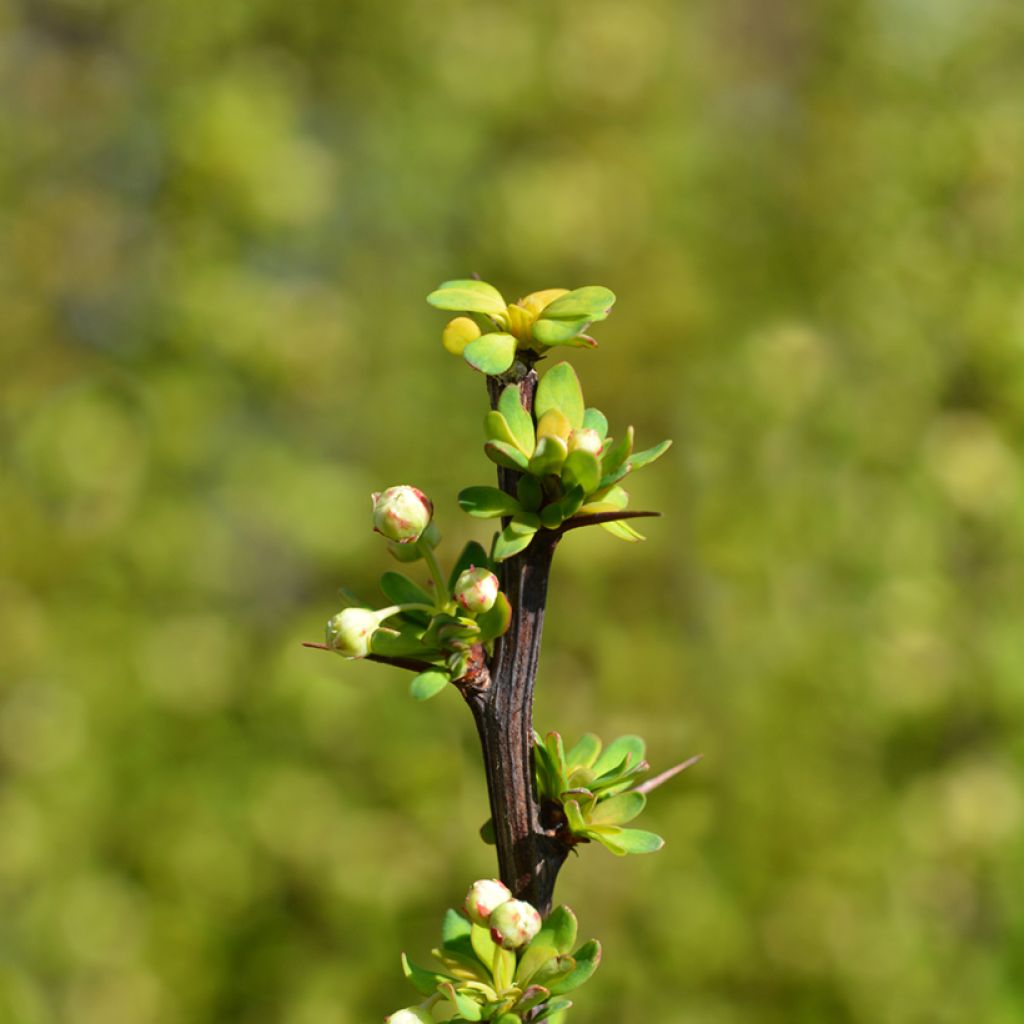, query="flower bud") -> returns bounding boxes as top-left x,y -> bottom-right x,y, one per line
489,898 -> 542,950
442,317 -> 481,356
326,607 -> 384,659
372,486 -> 433,544
385,1009 -> 432,1024
464,878 -> 512,926
454,567 -> 500,615
568,427 -> 604,456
